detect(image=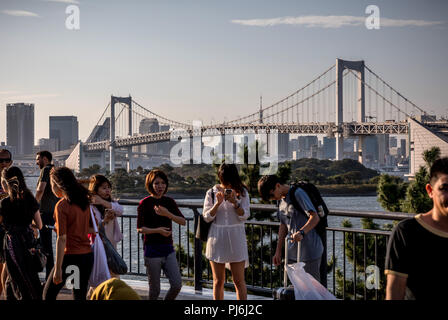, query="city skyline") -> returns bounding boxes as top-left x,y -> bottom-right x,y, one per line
1,0 -> 447,144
